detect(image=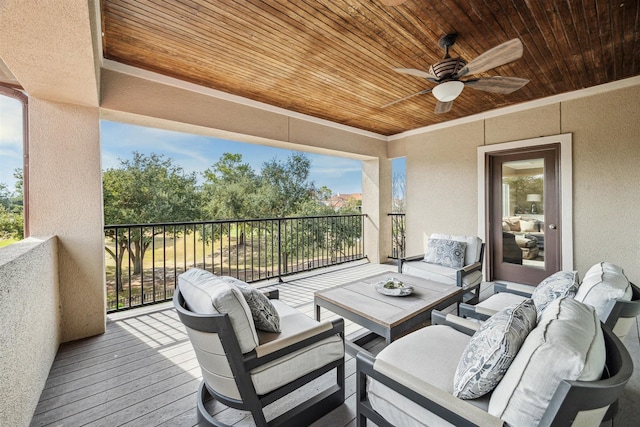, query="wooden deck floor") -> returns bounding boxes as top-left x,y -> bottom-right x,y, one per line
31,261 -> 640,426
